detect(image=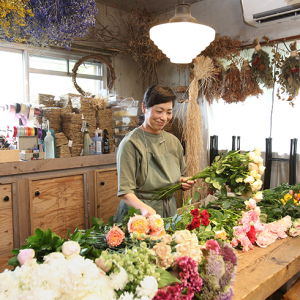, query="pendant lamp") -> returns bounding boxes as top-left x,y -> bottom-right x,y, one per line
150,3 -> 215,64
